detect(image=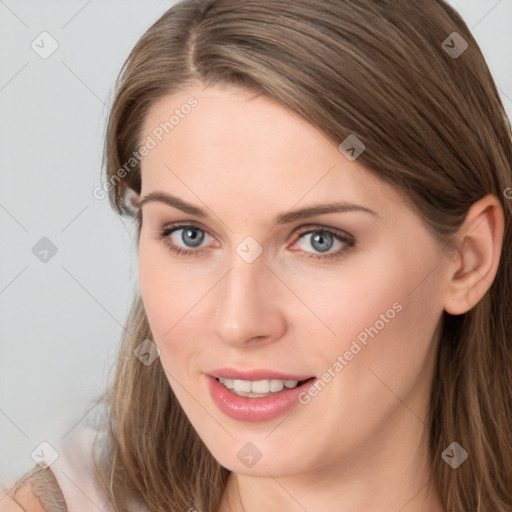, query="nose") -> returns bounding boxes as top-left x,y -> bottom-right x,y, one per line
213,250 -> 286,348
